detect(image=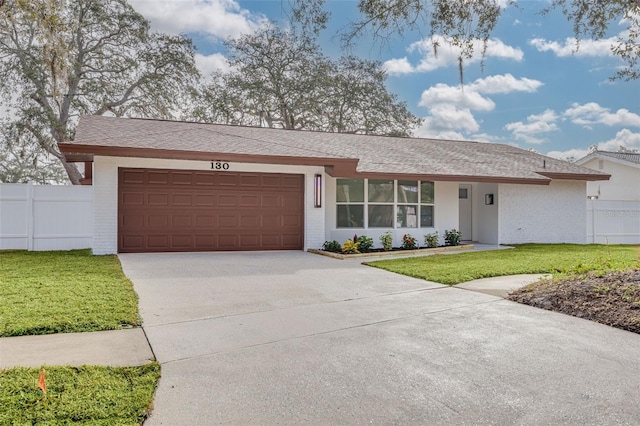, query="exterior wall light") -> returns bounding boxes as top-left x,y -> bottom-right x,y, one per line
314,174 -> 322,208
485,194 -> 494,205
